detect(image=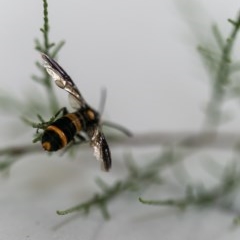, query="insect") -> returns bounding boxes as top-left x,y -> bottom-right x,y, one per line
40,53 -> 129,171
